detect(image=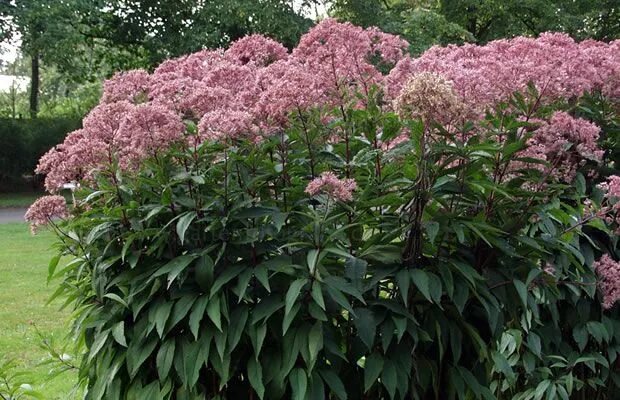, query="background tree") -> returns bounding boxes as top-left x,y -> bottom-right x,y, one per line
0,0 -> 317,118
71,0 -> 314,67
329,0 -> 620,53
